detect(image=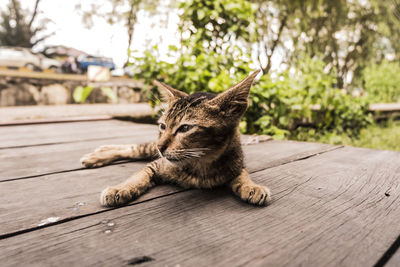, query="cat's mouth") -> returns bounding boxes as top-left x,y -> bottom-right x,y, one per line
166,157 -> 179,162
161,149 -> 209,162
163,154 -> 191,163
164,155 -> 185,162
